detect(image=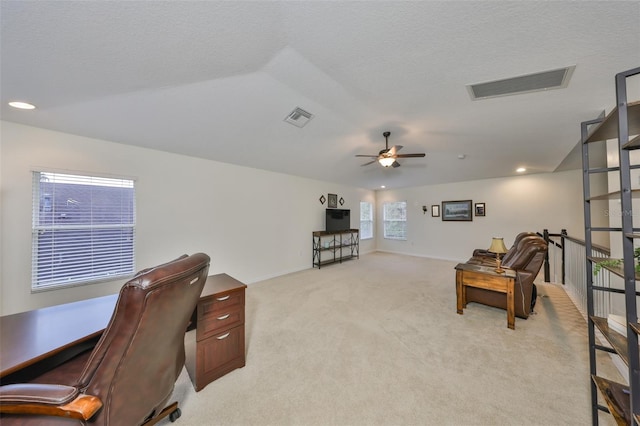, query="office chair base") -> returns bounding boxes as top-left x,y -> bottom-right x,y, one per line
142,402 -> 180,425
